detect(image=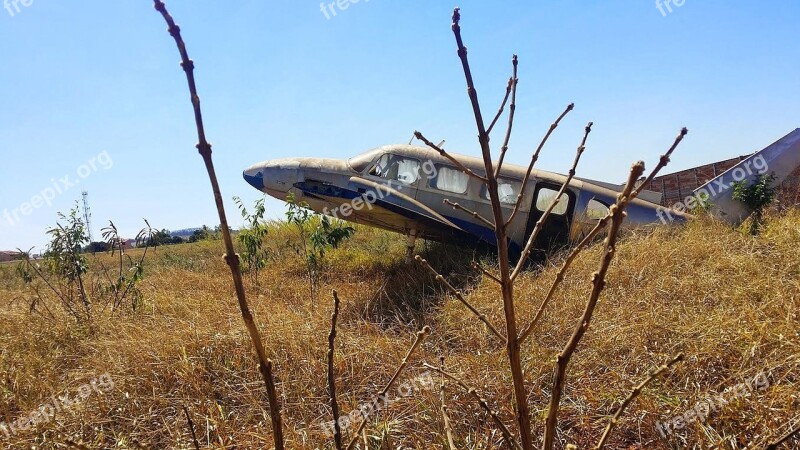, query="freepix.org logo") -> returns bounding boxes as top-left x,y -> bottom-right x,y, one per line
656,0 -> 686,17
2,151 -> 114,227
4,0 -> 33,17
319,0 -> 372,20
655,154 -> 769,224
